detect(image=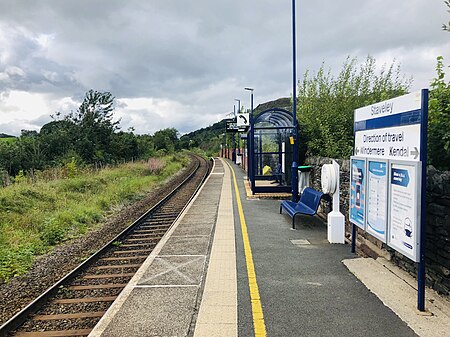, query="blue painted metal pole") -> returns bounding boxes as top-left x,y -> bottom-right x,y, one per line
418,89 -> 429,312
237,99 -> 241,157
351,224 -> 356,253
232,105 -> 236,163
249,90 -> 254,182
291,0 -> 299,202
250,114 -> 256,194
